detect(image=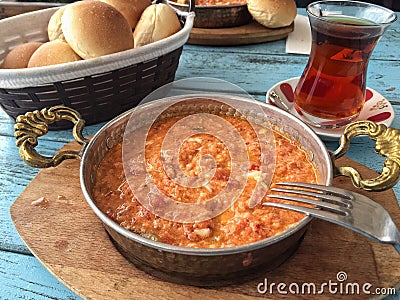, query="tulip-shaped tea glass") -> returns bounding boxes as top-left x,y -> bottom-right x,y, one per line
293,1 -> 397,128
